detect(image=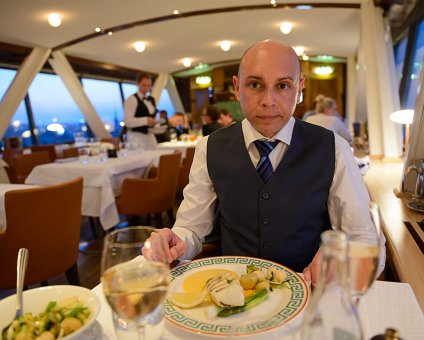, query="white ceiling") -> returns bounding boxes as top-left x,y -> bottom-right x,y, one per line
0,1 -> 363,74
